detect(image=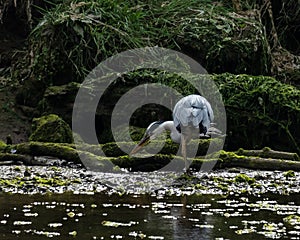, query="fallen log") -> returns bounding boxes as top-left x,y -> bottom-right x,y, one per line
1,141 -> 300,172
216,151 -> 300,171
0,153 -> 35,165
221,157 -> 300,171
1,142 -> 115,171
11,142 -> 81,163
78,138 -> 223,157
236,147 -> 300,161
